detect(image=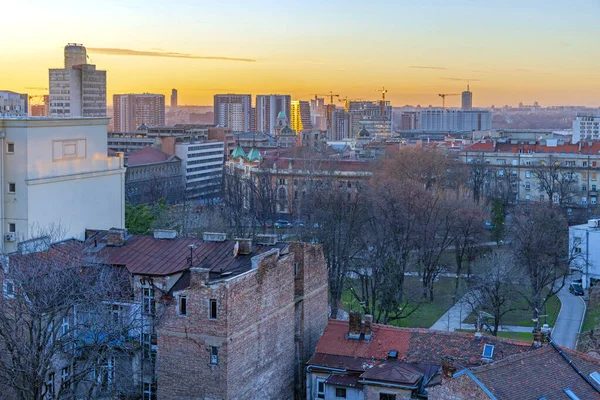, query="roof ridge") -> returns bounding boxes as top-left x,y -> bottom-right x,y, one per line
468,346 -> 553,374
